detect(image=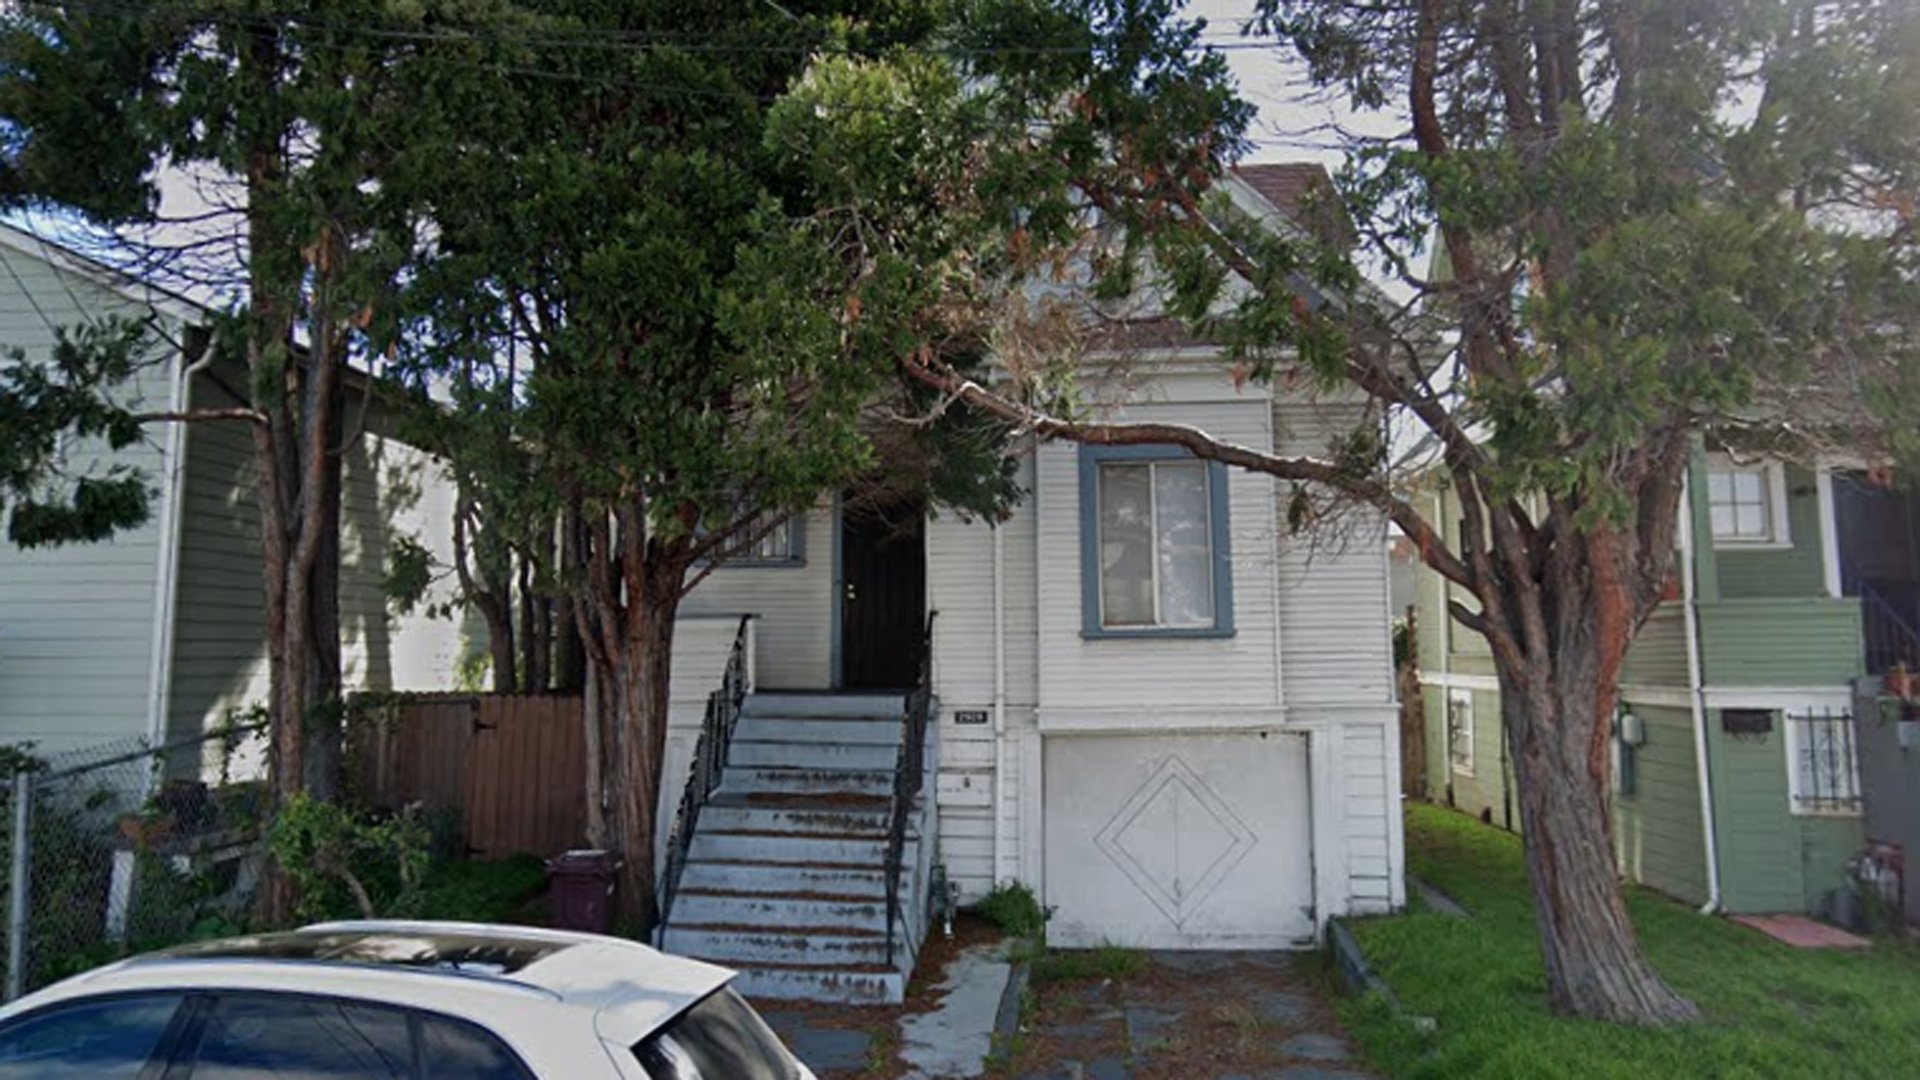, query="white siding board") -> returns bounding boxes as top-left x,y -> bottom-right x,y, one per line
1274,399 -> 1395,707
0,251 -> 174,753
165,369 -> 472,742
1035,395 -> 1284,712
678,501 -> 834,689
